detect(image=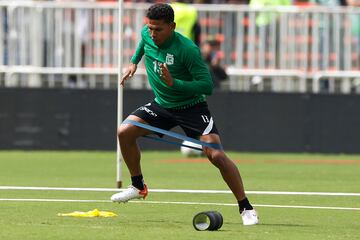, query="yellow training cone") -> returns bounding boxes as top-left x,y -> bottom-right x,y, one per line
57,209 -> 117,218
